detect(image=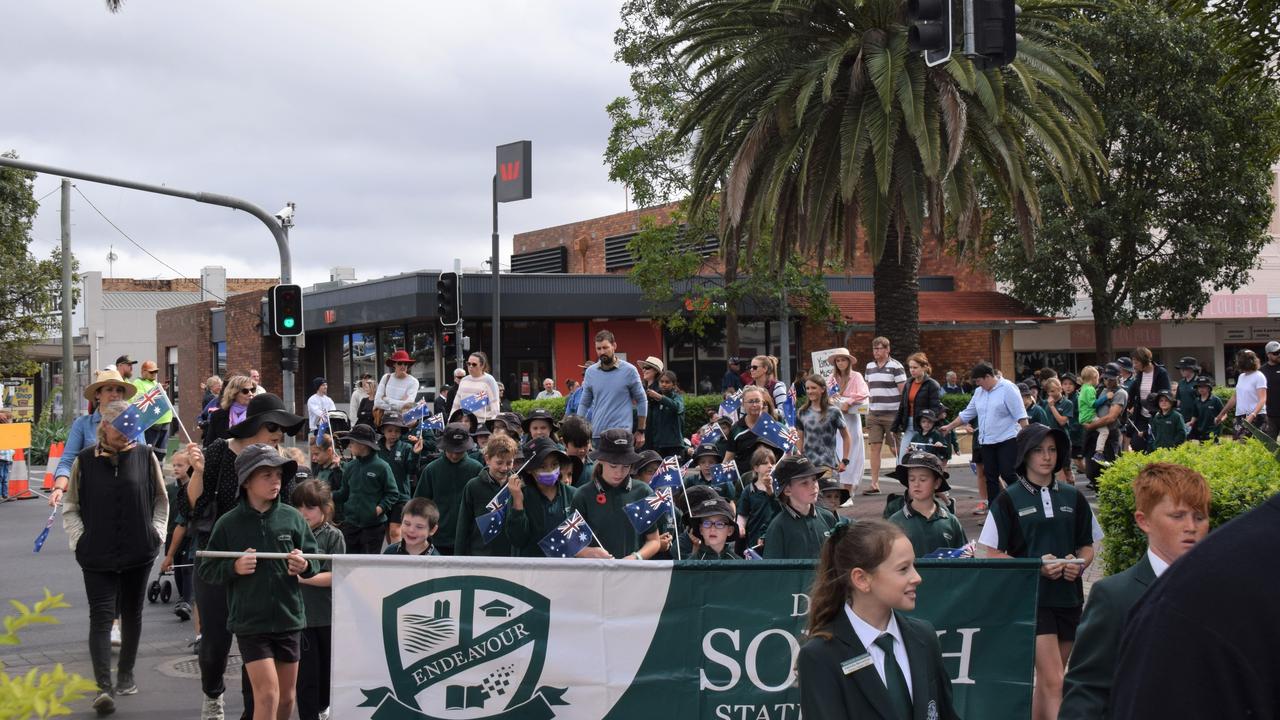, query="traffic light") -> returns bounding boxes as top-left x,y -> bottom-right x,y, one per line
440,330 -> 456,360
437,272 -> 460,326
269,284 -> 303,337
972,0 -> 1018,68
907,0 -> 953,67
